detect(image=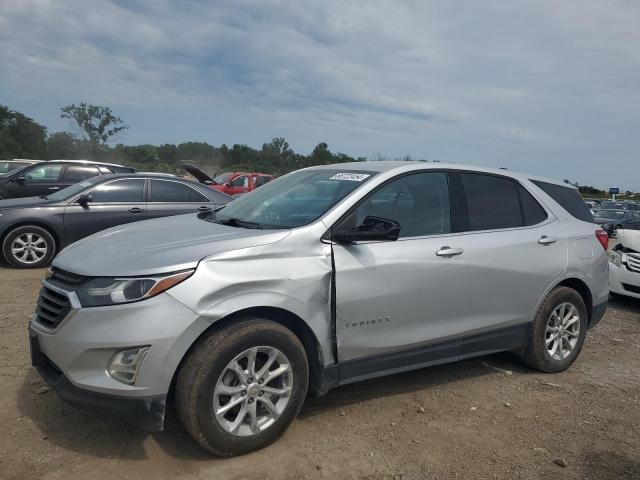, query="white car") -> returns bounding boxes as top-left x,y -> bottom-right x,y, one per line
609,229 -> 640,299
